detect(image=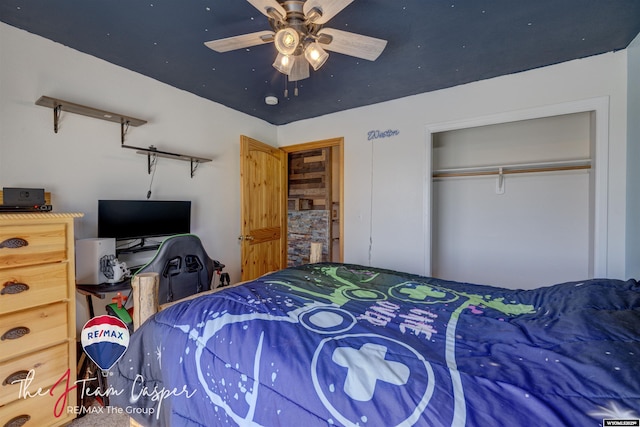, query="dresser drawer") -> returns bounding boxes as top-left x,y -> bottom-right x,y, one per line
0,303 -> 67,362
0,223 -> 67,268
0,382 -> 76,427
0,343 -> 69,406
0,263 -> 68,315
